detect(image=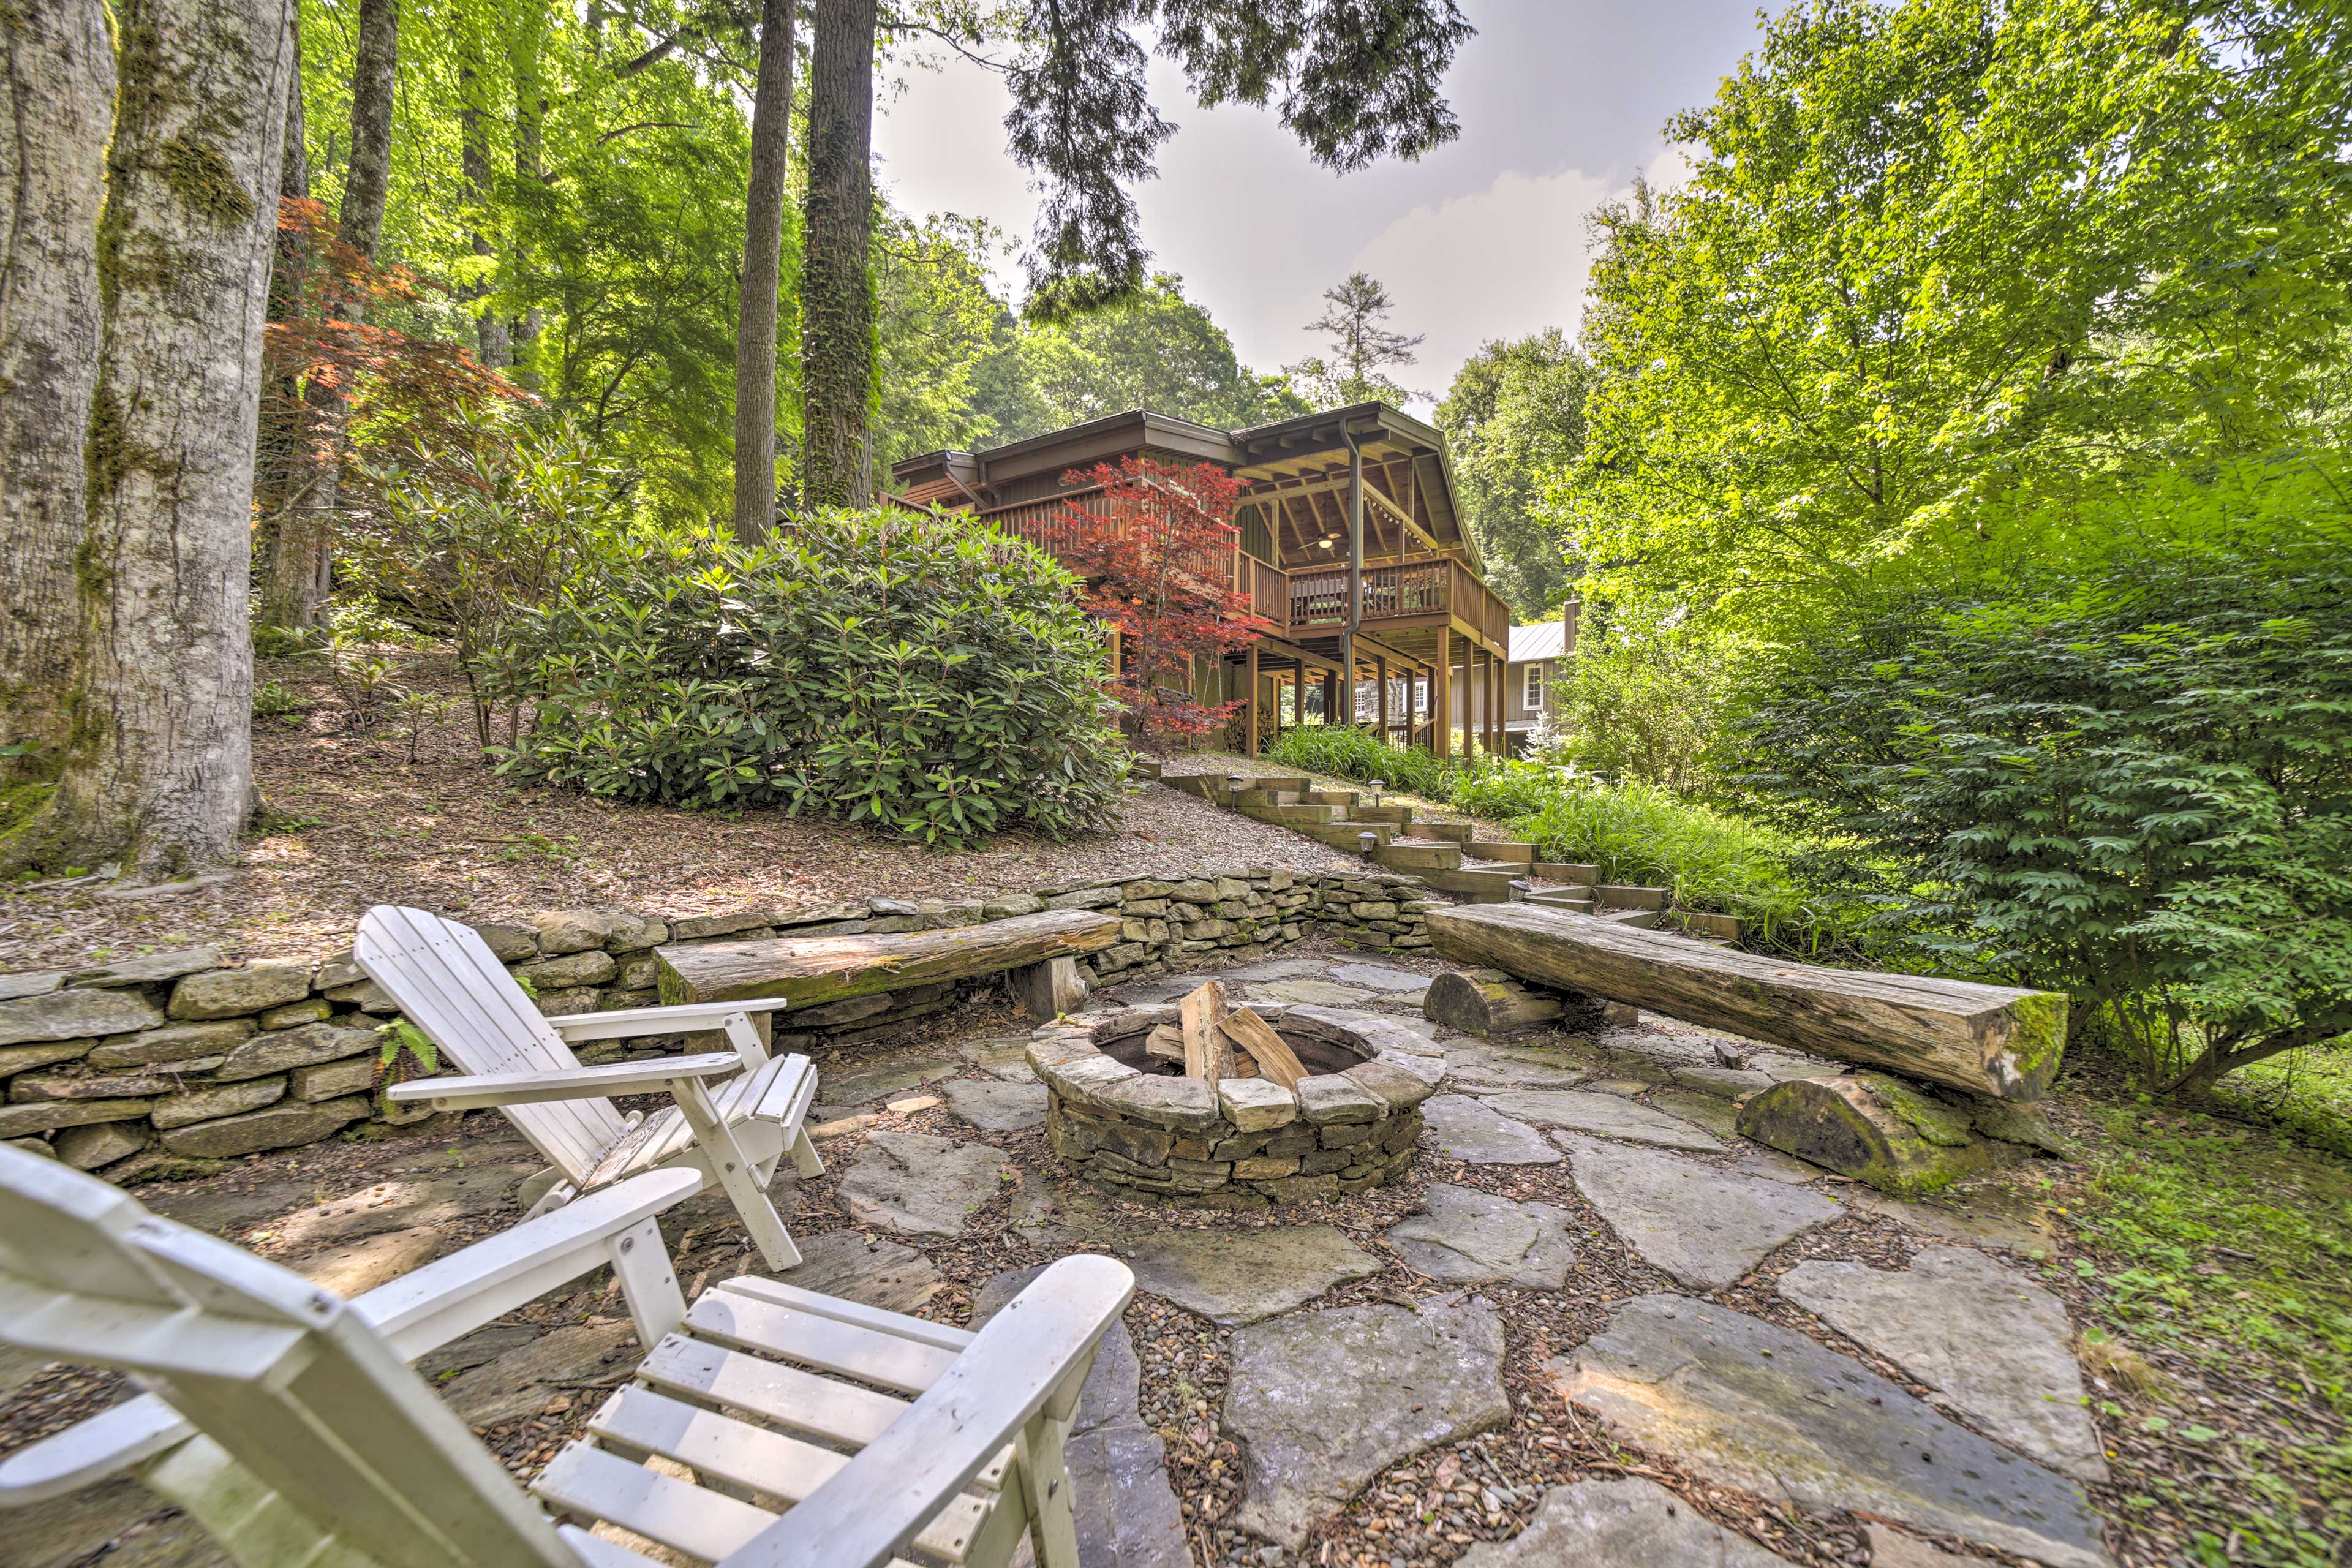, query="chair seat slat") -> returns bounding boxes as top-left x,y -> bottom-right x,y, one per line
635,1334 -> 908,1450
534,1440 -> 777,1561
585,1385 -> 993,1562
683,1291 -> 960,1396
